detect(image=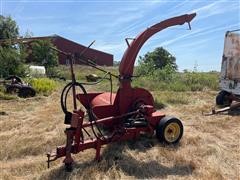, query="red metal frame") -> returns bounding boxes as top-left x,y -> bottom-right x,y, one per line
48,13 -> 196,168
